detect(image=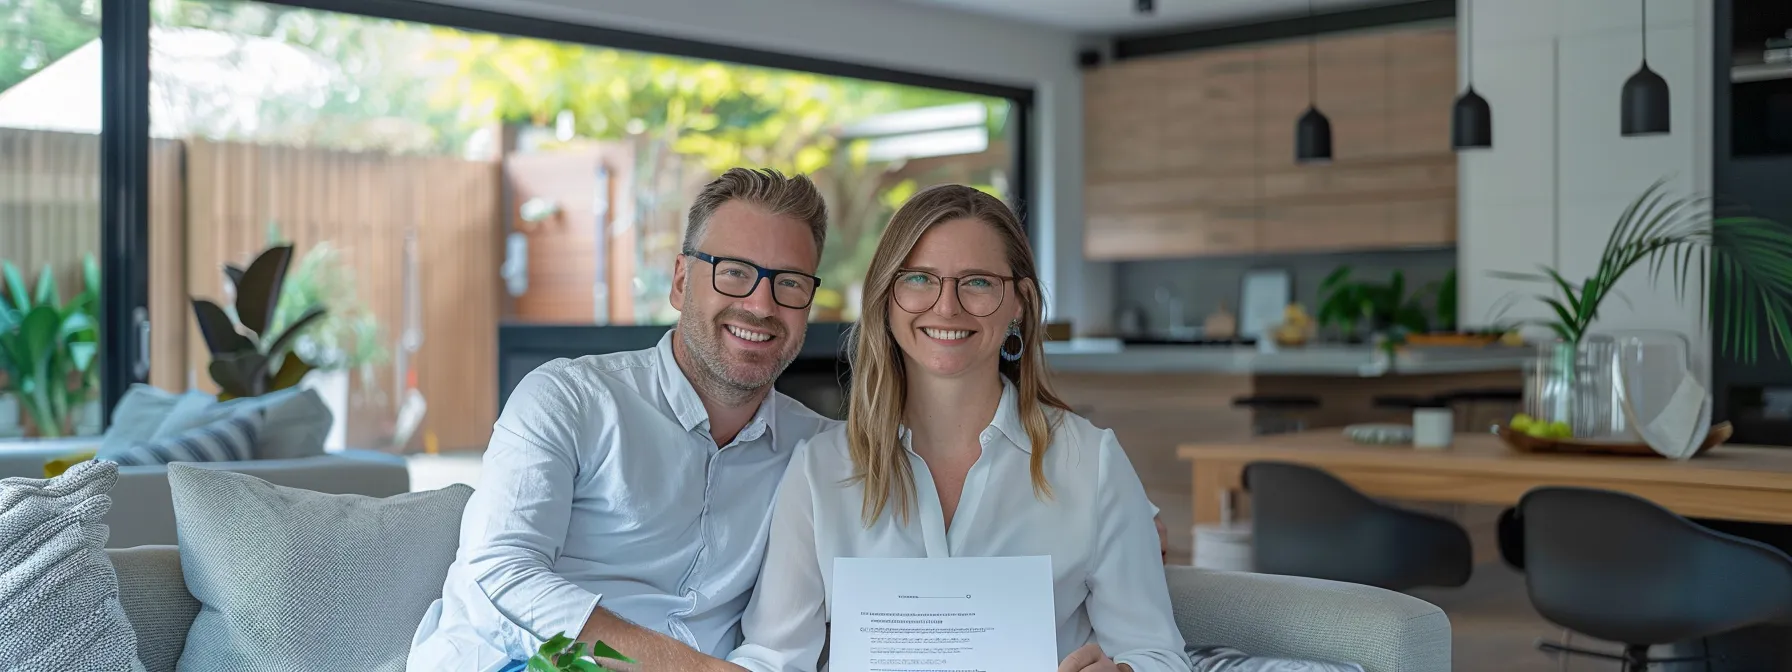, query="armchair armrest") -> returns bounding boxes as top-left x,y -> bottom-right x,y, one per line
1168,567 -> 1451,672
